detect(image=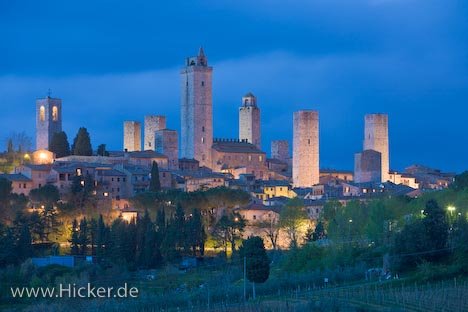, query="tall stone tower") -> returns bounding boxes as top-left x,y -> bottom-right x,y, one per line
155,129 -> 179,170
144,115 -> 166,151
239,92 -> 261,149
293,110 -> 319,187
36,96 -> 62,151
354,149 -> 382,183
271,140 -> 289,163
123,121 -> 141,152
180,47 -> 213,168
363,114 -> 389,182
